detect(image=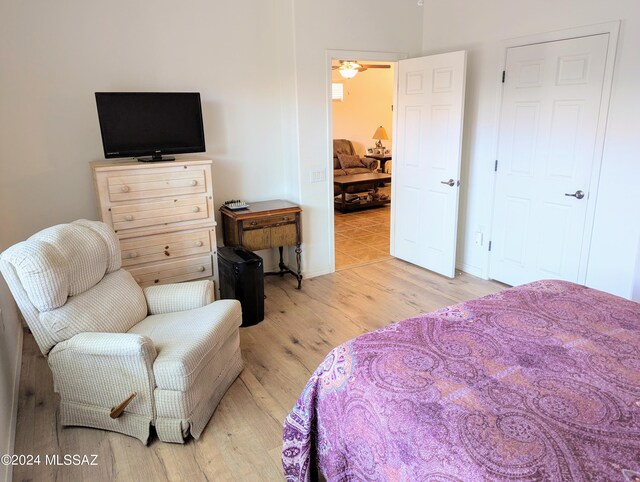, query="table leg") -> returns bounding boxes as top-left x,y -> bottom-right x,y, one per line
295,243 -> 302,289
278,246 -> 286,274
341,190 -> 346,212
